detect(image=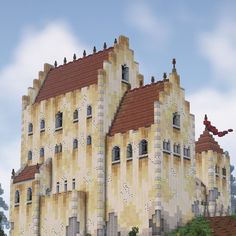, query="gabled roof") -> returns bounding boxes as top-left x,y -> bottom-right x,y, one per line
13,164 -> 40,184
195,129 -> 224,154
35,47 -> 113,103
109,81 -> 167,136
